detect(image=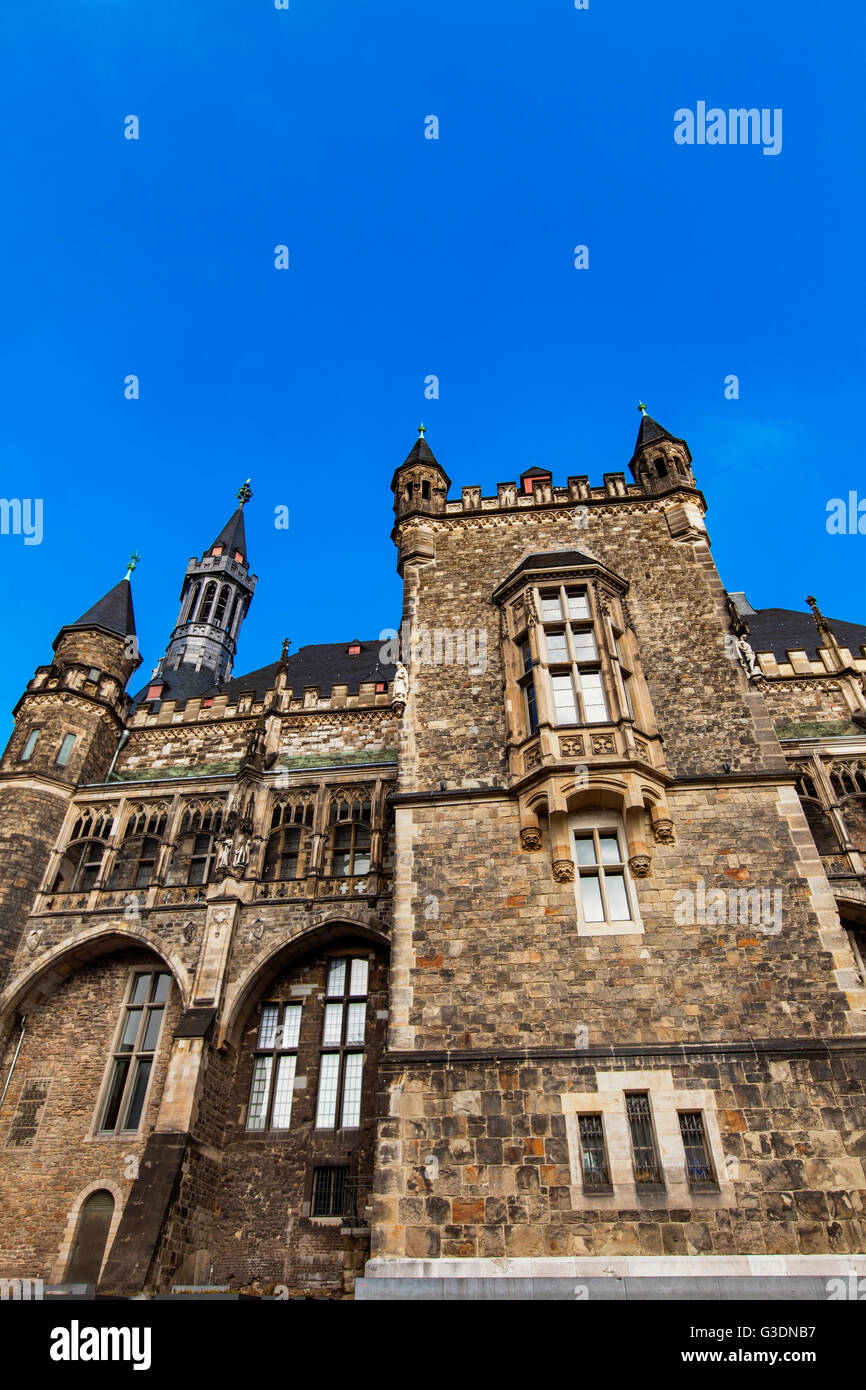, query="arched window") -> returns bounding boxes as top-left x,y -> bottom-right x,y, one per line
167,804 -> 224,885
108,806 -> 168,890
263,799 -> 314,881
226,594 -> 241,635
655,458 -> 668,479
327,795 -> 372,877
213,584 -> 231,628
198,580 -> 218,624
51,810 -> 116,893
184,582 -> 200,623
66,1190 -> 115,1285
